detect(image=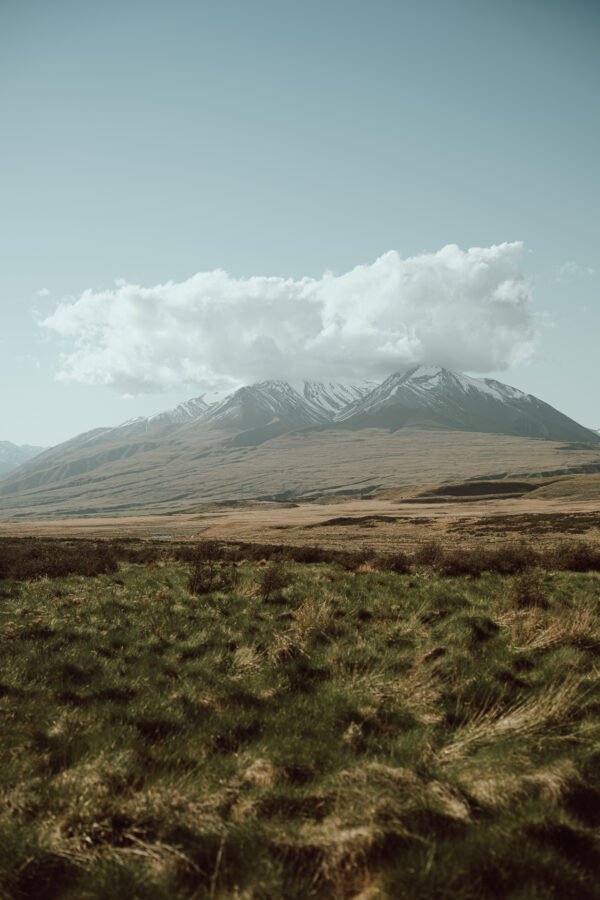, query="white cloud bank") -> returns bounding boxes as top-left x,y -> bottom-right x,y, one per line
41,242 -> 535,393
